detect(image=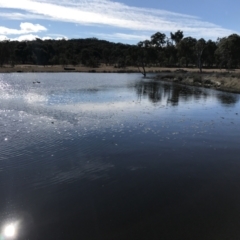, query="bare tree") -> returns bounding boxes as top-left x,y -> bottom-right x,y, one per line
196,38 -> 206,73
